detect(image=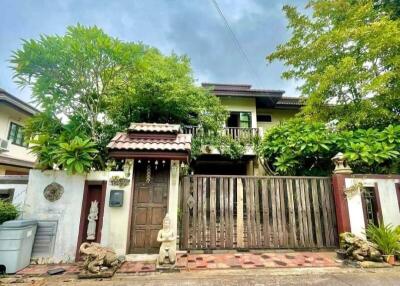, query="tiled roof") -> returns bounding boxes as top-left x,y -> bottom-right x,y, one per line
0,88 -> 39,115
128,122 -> 181,133
107,132 -> 192,152
276,97 -> 304,106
